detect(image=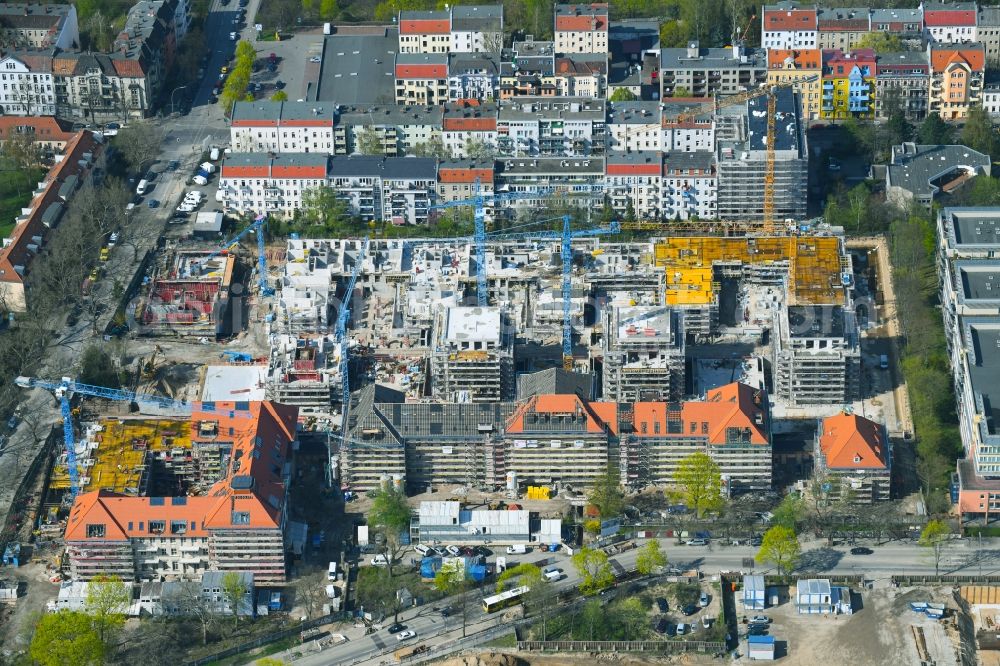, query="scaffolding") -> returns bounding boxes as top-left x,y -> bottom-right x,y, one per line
653,236 -> 848,307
